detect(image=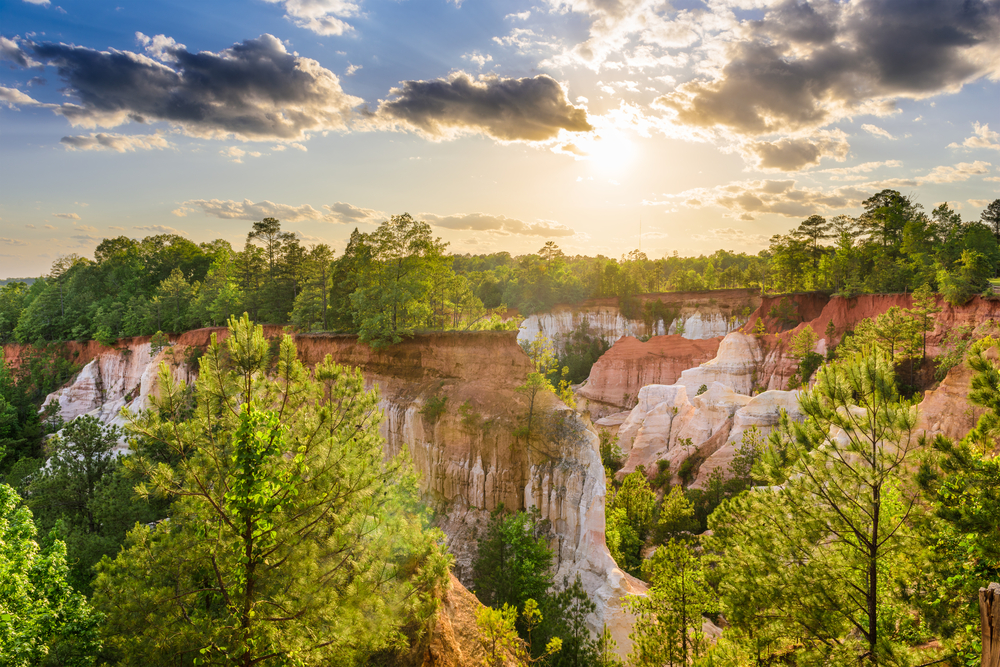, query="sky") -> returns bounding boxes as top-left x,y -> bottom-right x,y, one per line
1,0 -> 999,278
